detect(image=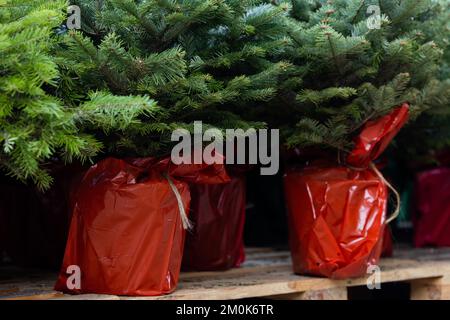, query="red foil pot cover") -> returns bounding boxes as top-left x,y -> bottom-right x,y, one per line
414,167 -> 450,247
54,157 -> 229,296
347,103 -> 410,168
285,104 -> 409,279
182,175 -> 246,271
285,166 -> 388,278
